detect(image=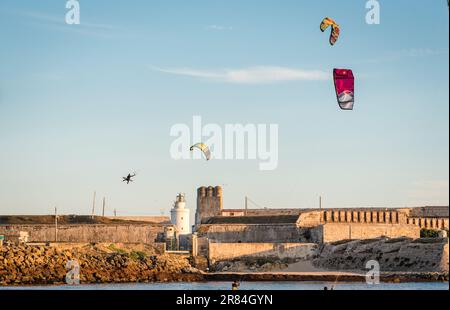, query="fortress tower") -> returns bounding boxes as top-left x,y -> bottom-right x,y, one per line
170,193 -> 190,235
195,186 -> 223,225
